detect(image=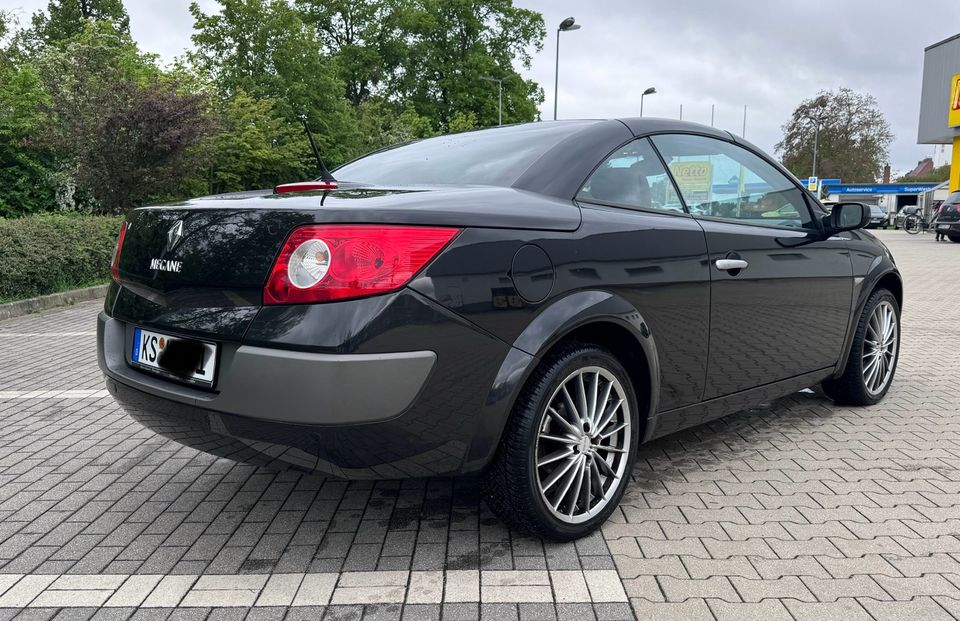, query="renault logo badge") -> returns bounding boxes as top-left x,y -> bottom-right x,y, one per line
167,220 -> 184,251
